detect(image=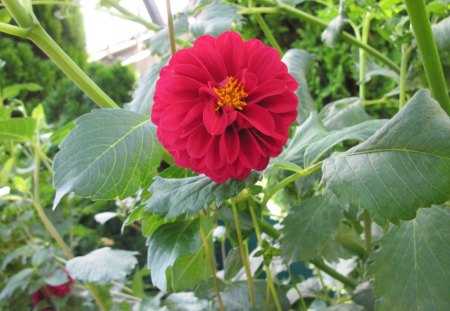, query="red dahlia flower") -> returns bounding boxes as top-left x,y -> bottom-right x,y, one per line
31,269 -> 74,309
152,31 -> 298,182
